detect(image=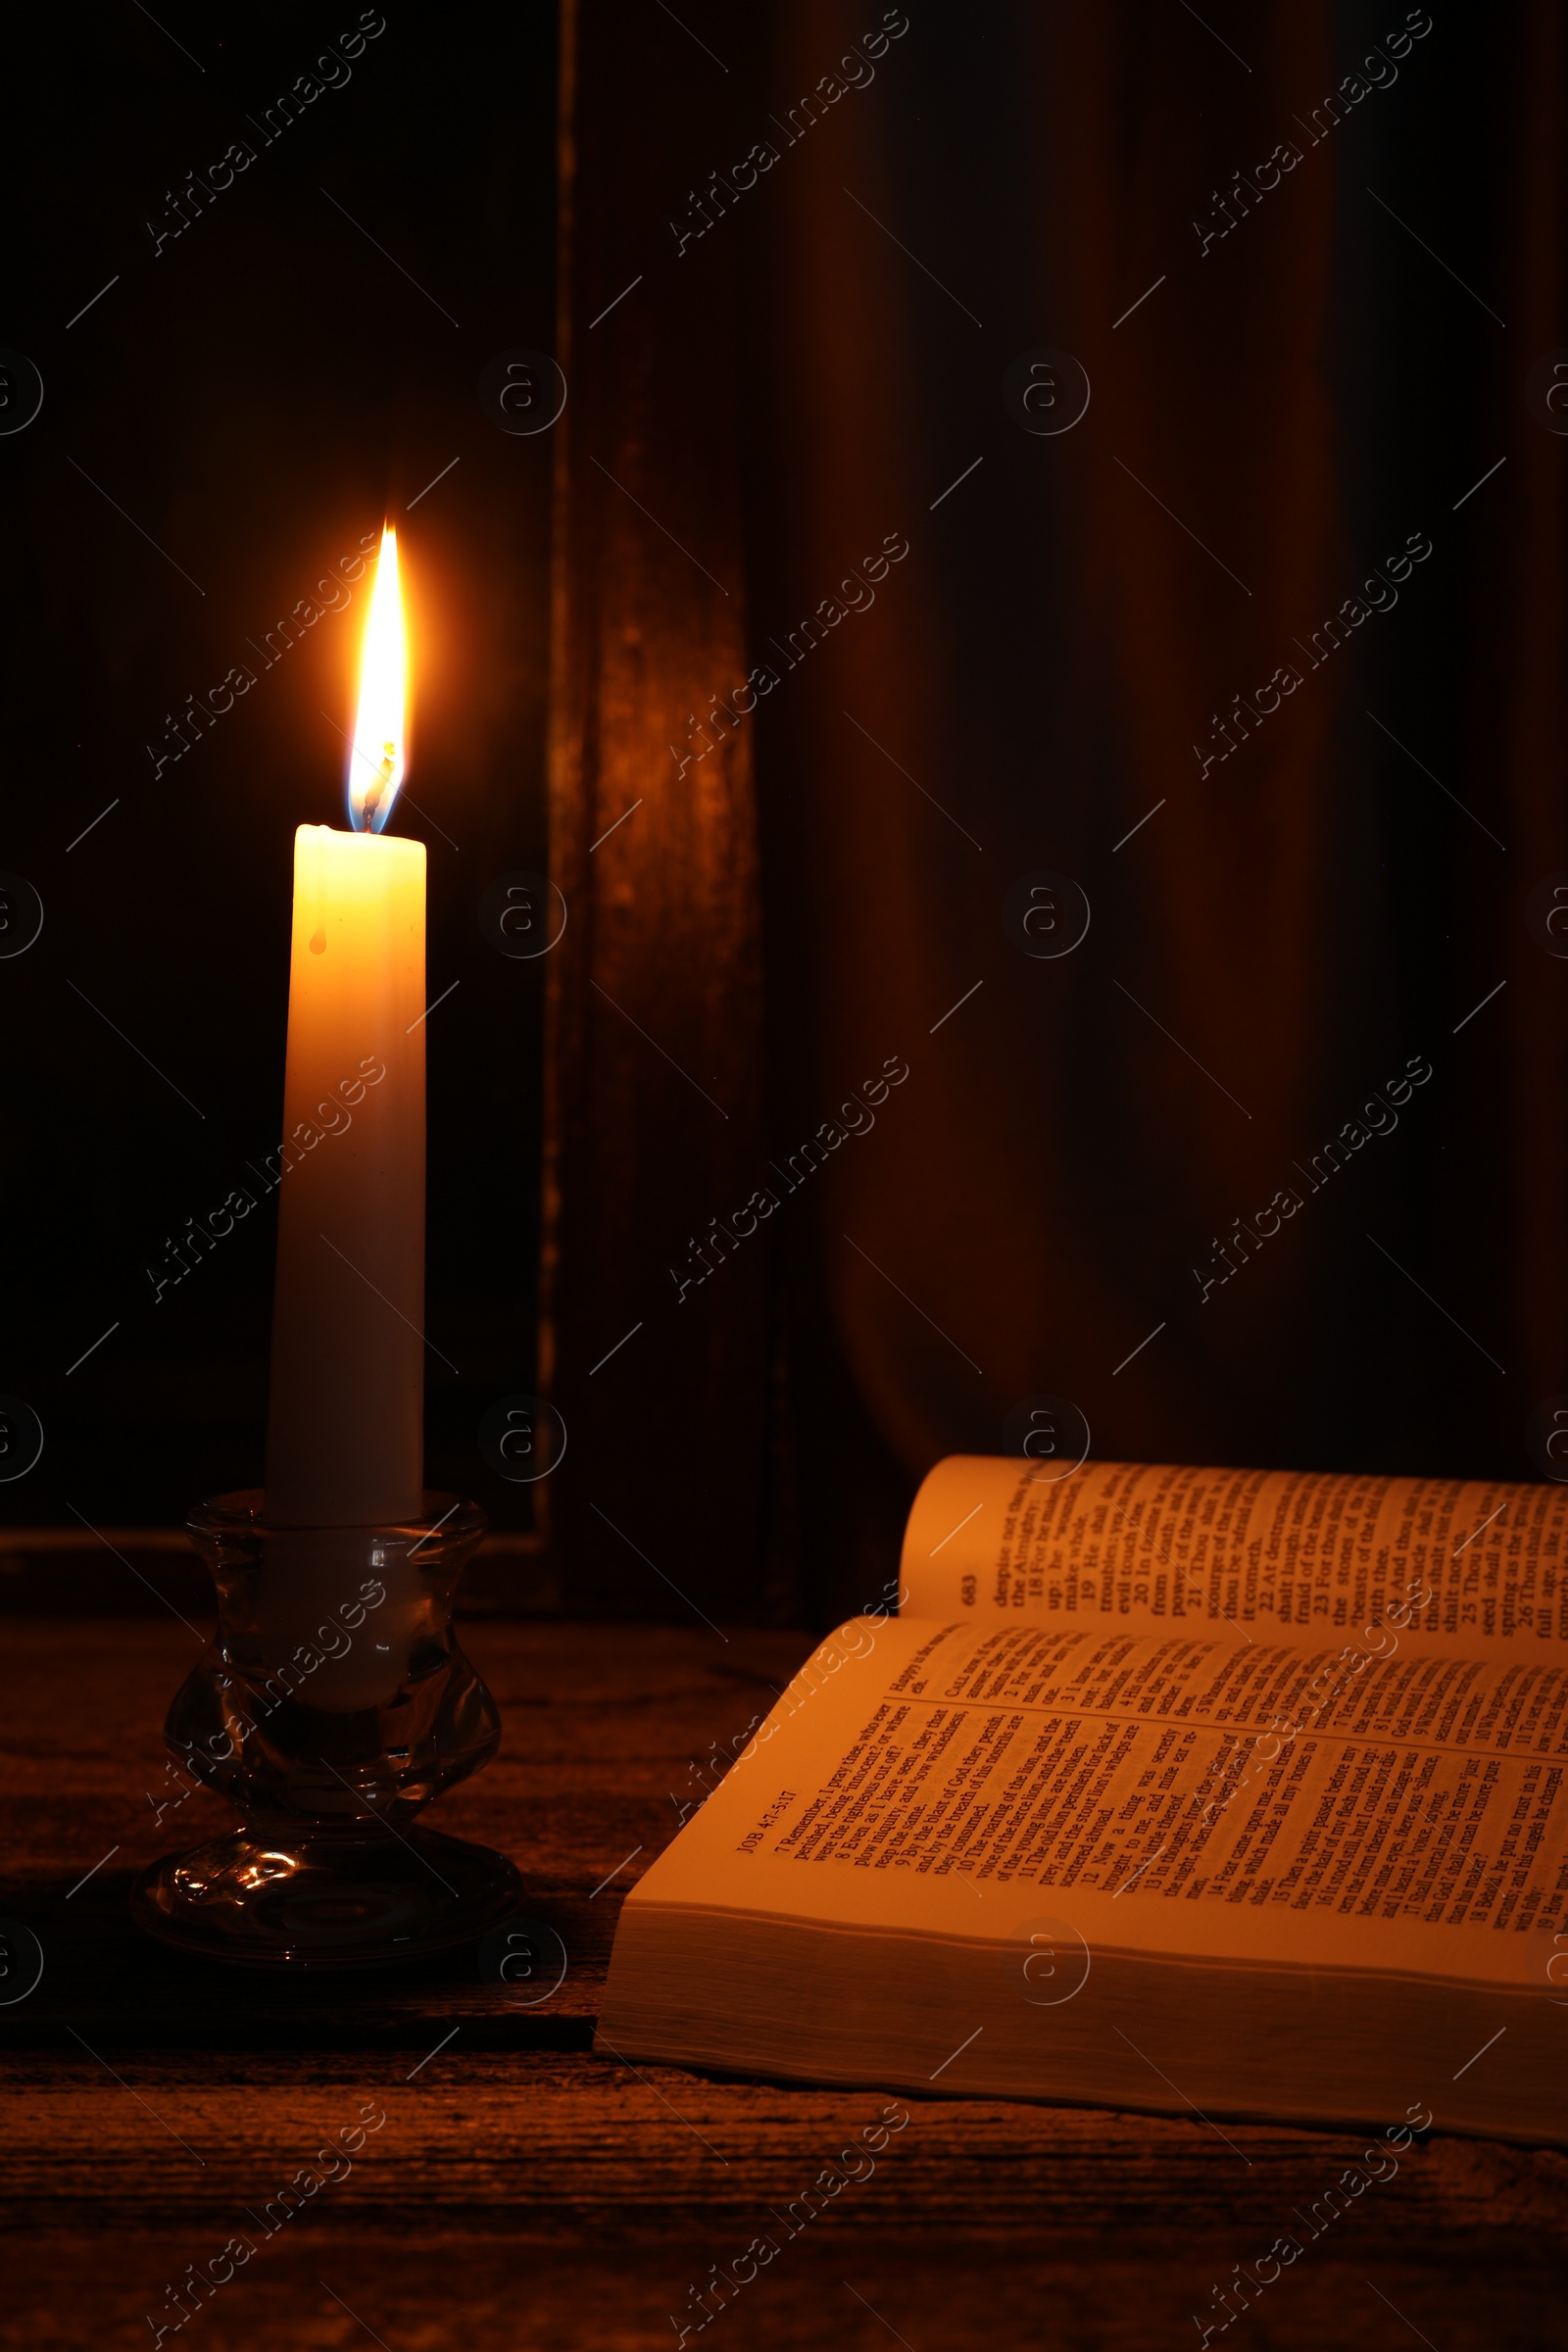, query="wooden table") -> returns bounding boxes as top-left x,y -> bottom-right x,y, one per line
4,1618 -> 1565,2350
